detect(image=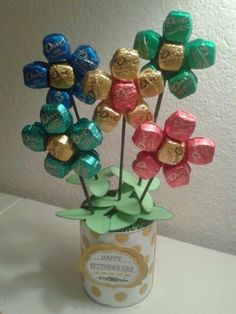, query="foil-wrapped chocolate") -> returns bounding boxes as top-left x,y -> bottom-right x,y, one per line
23,62 -> 48,89
22,123 -> 47,152
72,151 -> 101,178
46,89 -> 72,108
163,162 -> 191,188
46,135 -> 76,162
158,43 -> 184,72
43,33 -> 71,62
83,70 -> 112,100
94,100 -> 121,132
186,137 -> 215,165
138,67 -> 164,98
49,64 -> 75,90
125,101 -> 153,129
132,151 -> 161,179
44,154 -> 71,178
110,80 -> 138,112
157,137 -> 185,165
